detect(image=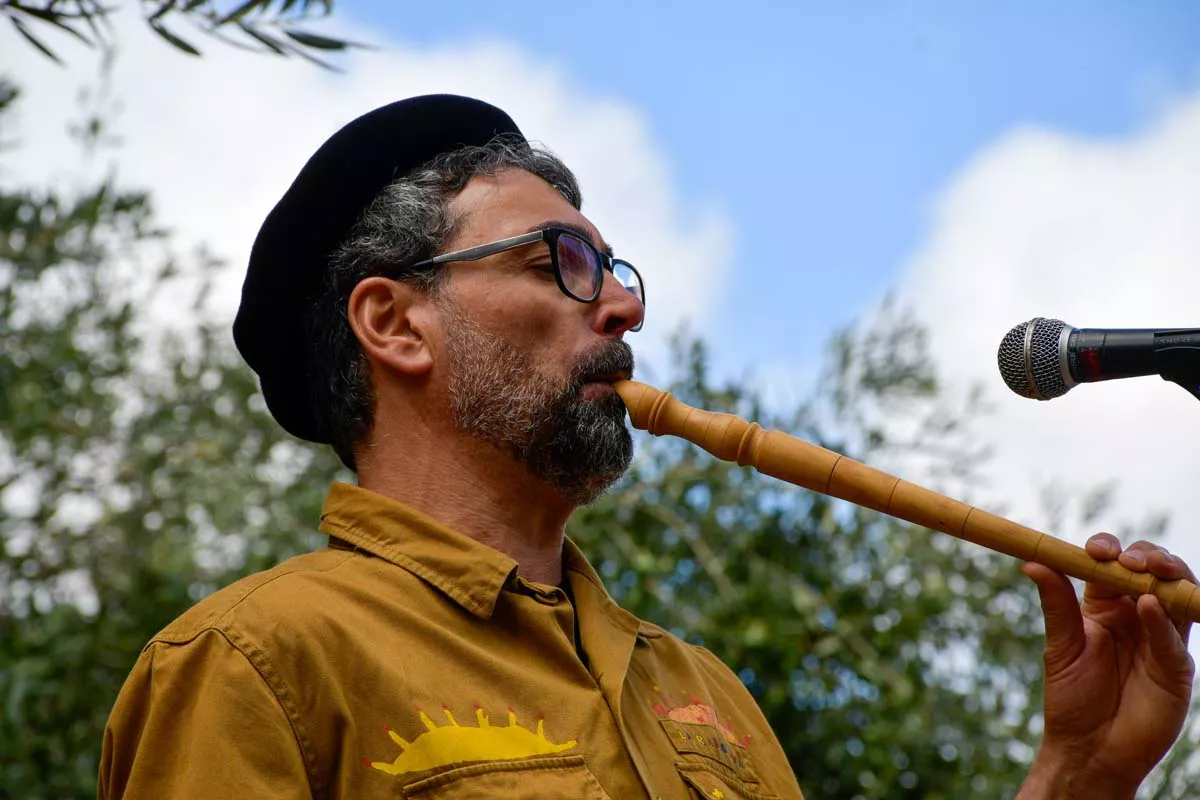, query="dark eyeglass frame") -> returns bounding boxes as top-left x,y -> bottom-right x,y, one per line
409,227 -> 645,332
